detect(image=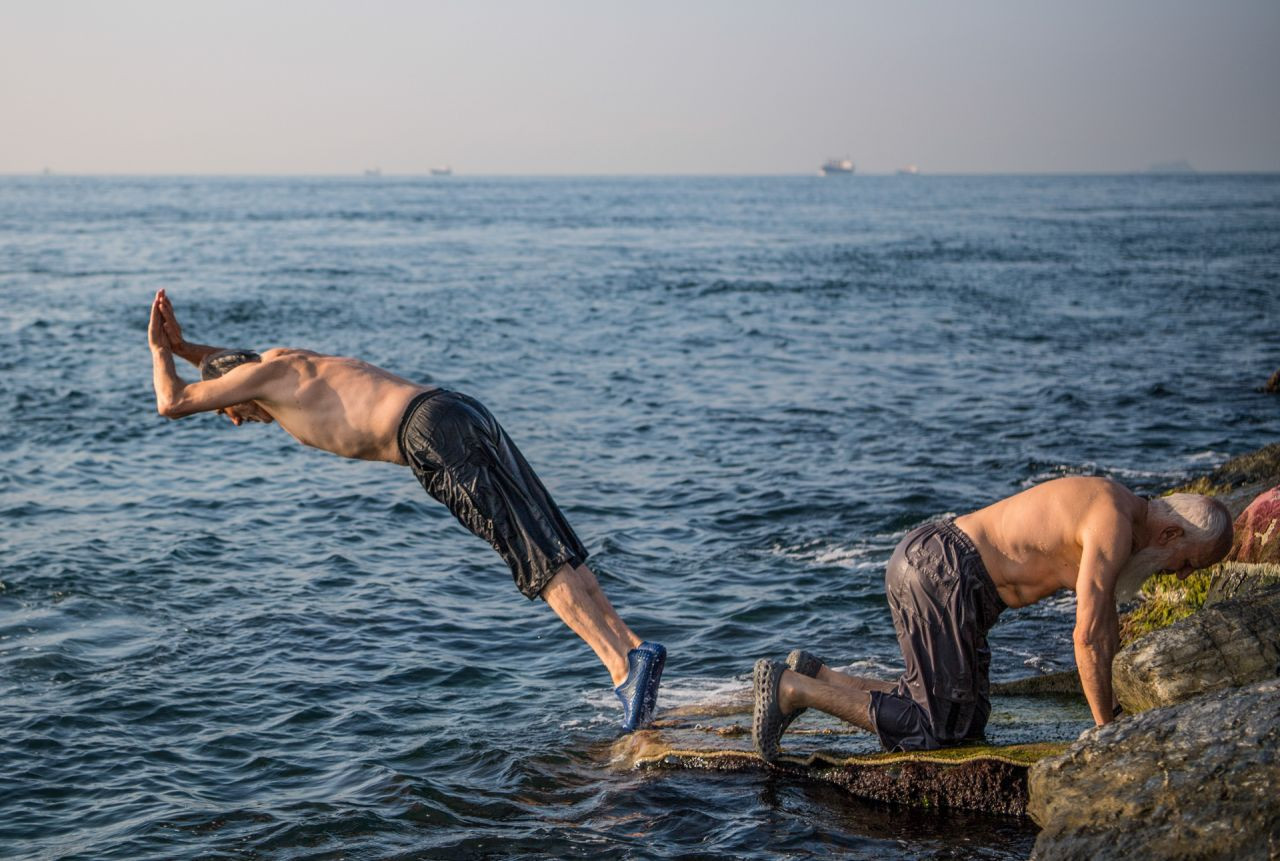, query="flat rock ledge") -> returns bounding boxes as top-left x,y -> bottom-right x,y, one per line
614,730 -> 1067,817
1112,584 -> 1280,713
1027,678 -> 1280,861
